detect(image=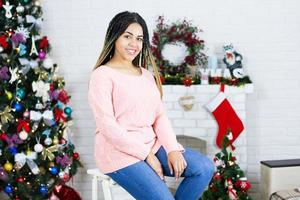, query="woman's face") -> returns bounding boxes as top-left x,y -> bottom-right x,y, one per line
114,23 -> 144,62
